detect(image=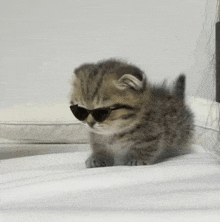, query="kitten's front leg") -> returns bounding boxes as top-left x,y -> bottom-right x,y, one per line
87,132 -> 114,168
85,152 -> 114,168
